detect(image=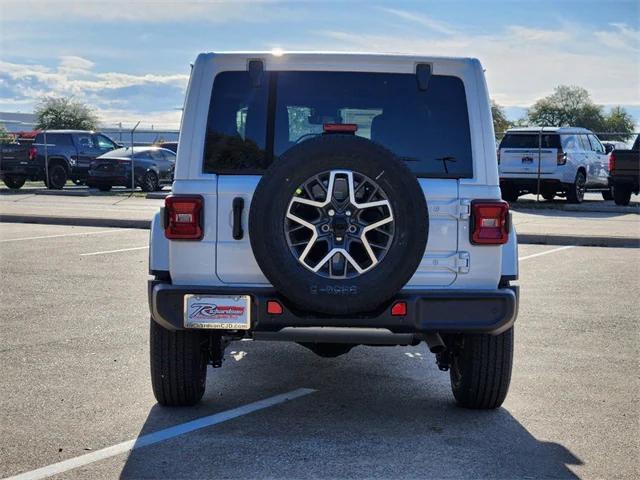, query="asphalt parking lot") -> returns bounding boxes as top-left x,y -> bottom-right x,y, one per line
0,223 -> 638,479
